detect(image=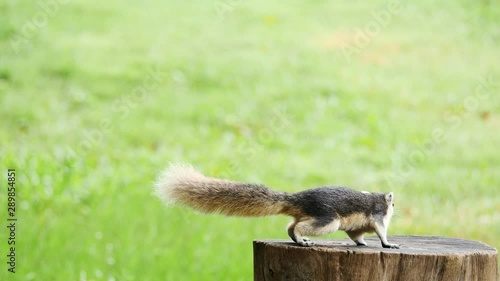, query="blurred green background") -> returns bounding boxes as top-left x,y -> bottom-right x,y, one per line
1,0 -> 499,280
